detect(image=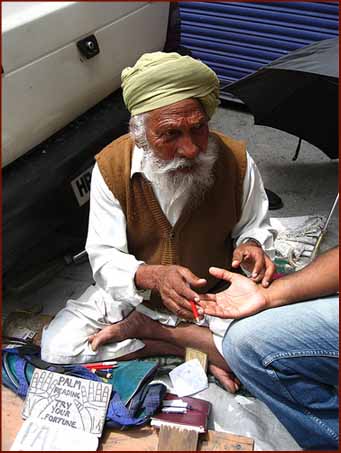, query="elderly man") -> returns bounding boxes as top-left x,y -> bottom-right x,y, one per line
42,52 -> 275,391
